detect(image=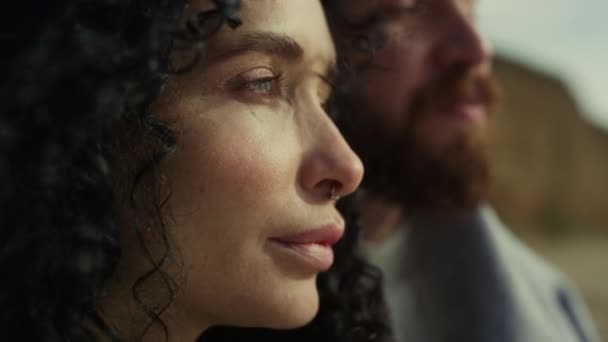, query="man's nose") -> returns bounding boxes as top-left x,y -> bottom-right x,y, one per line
430,8 -> 491,73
